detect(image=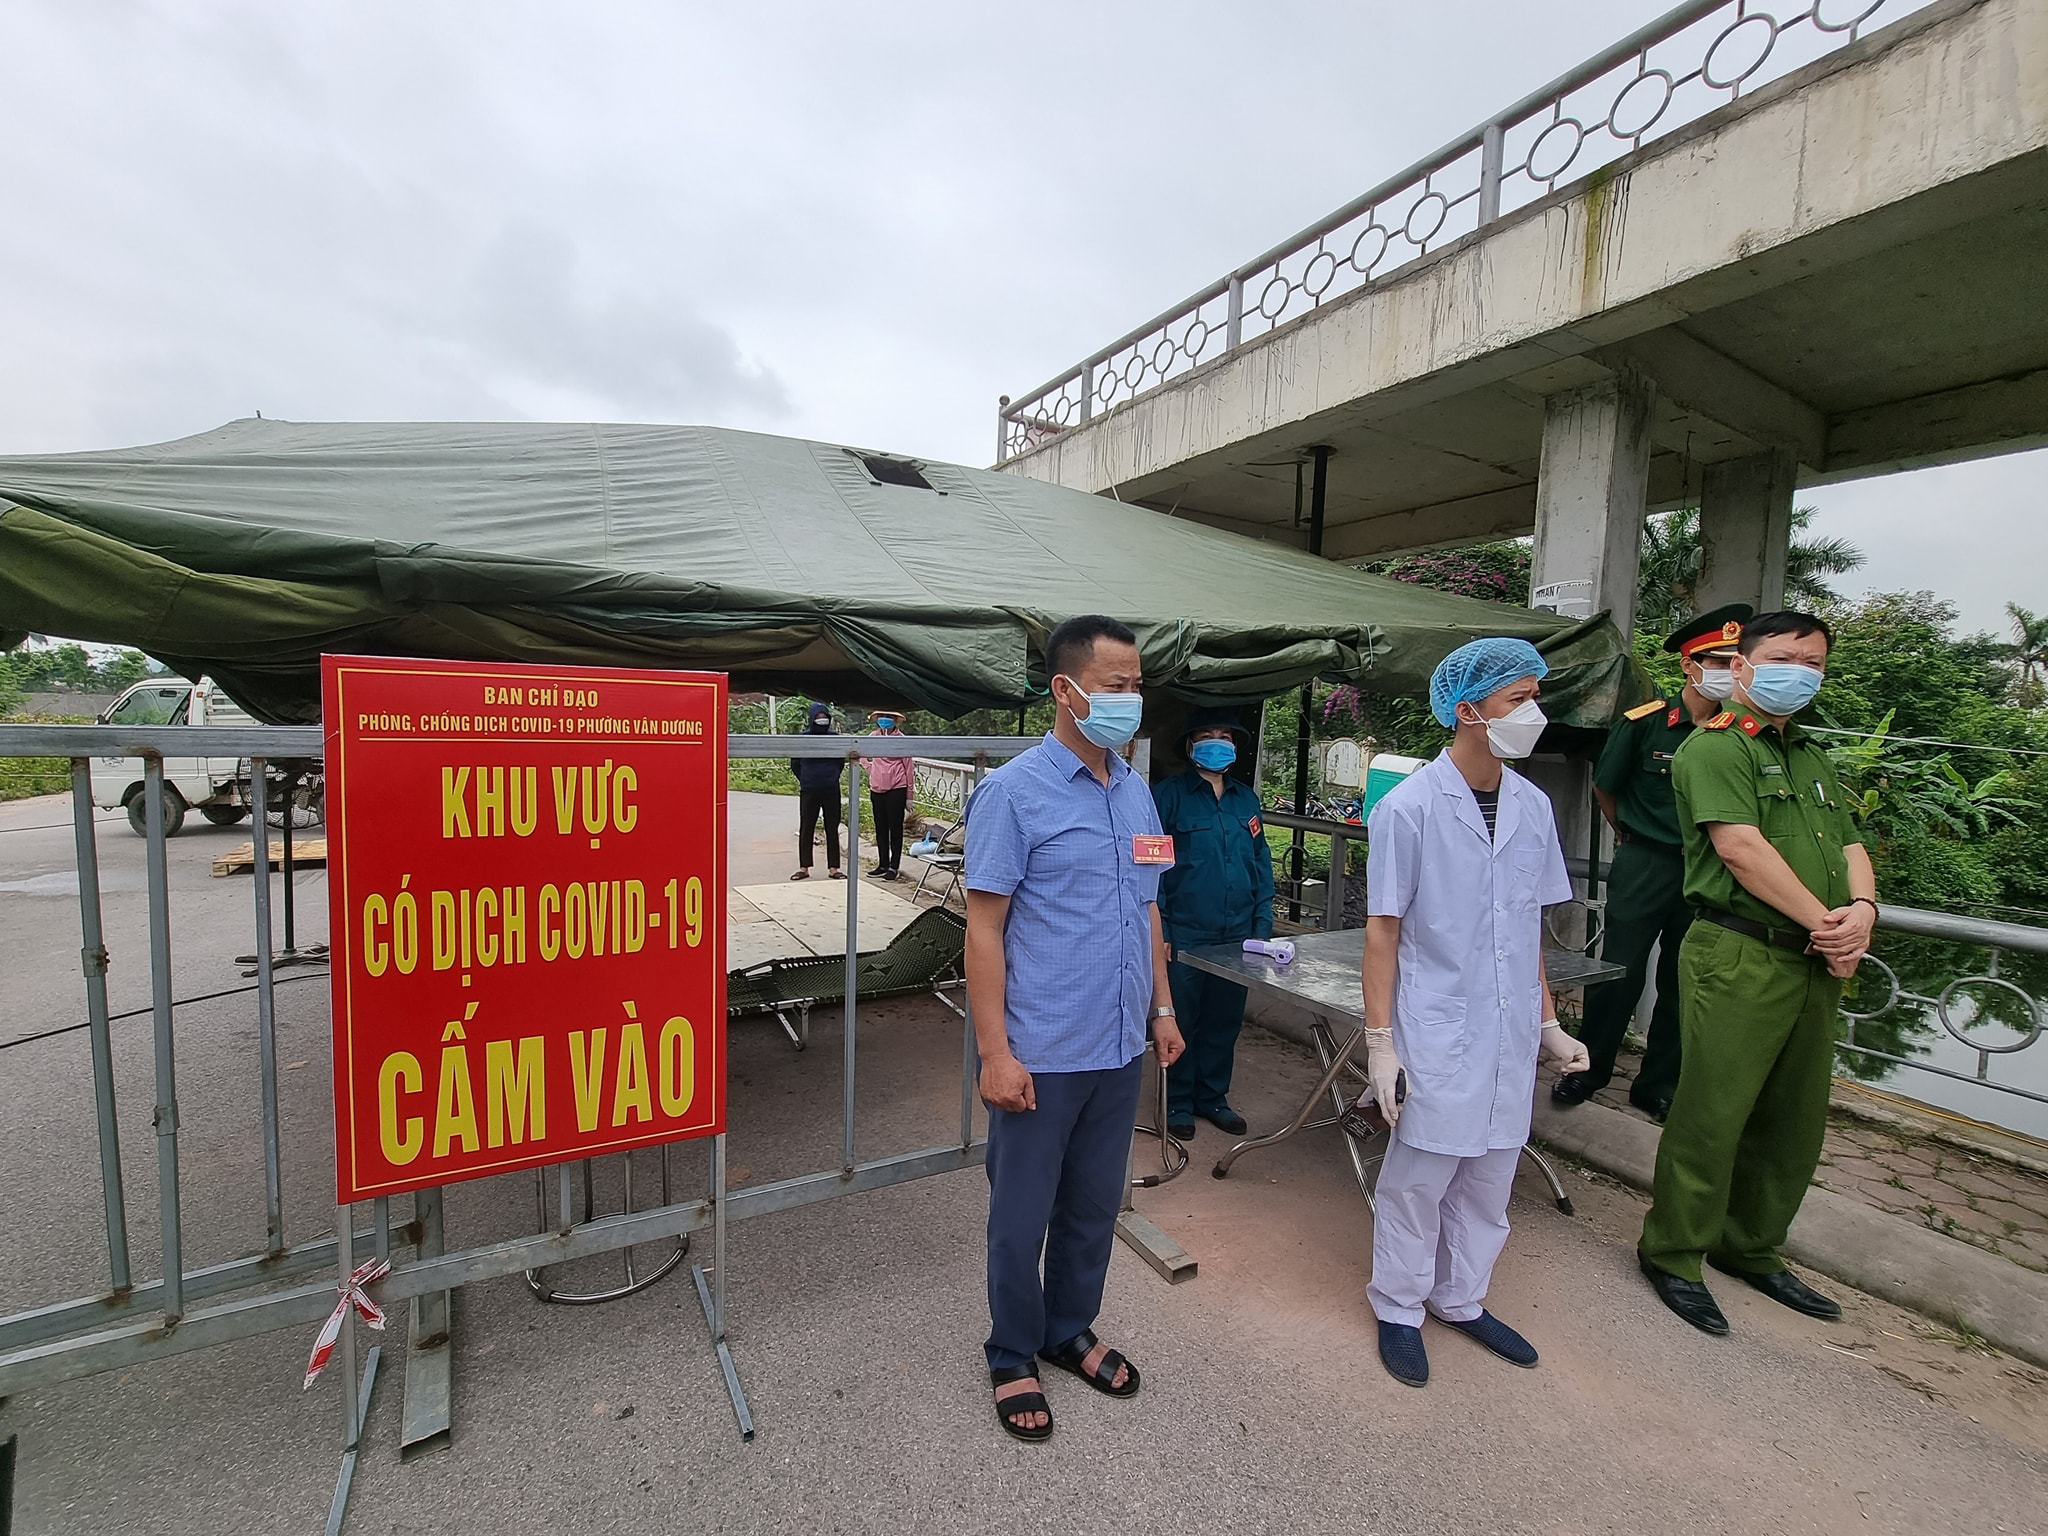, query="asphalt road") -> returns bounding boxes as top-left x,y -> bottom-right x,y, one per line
1,790 -> 2043,1535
